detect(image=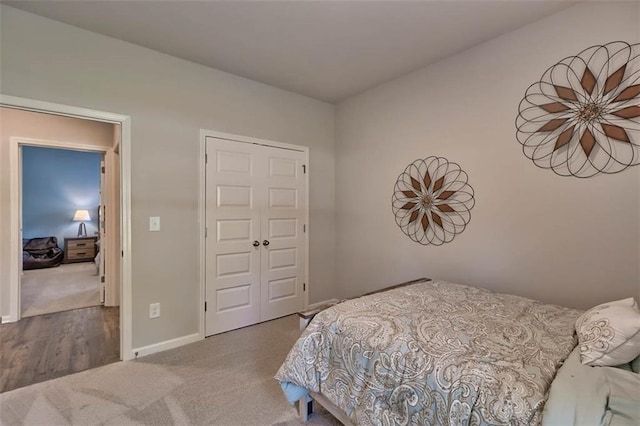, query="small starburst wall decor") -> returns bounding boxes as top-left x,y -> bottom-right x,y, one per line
516,41 -> 640,177
392,157 -> 475,246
